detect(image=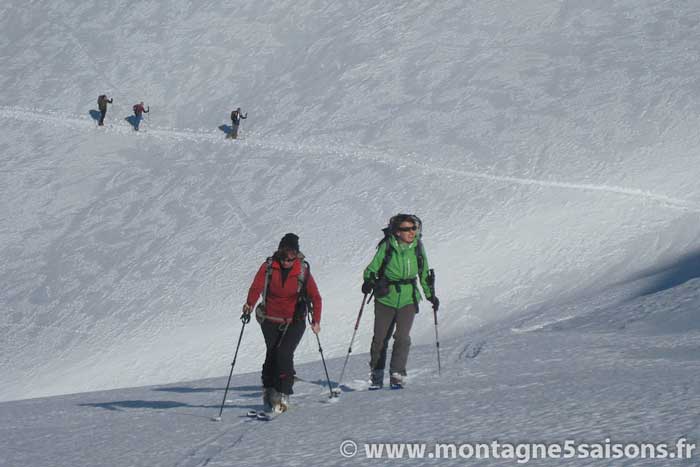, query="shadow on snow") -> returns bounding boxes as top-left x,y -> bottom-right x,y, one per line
621,248 -> 700,299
